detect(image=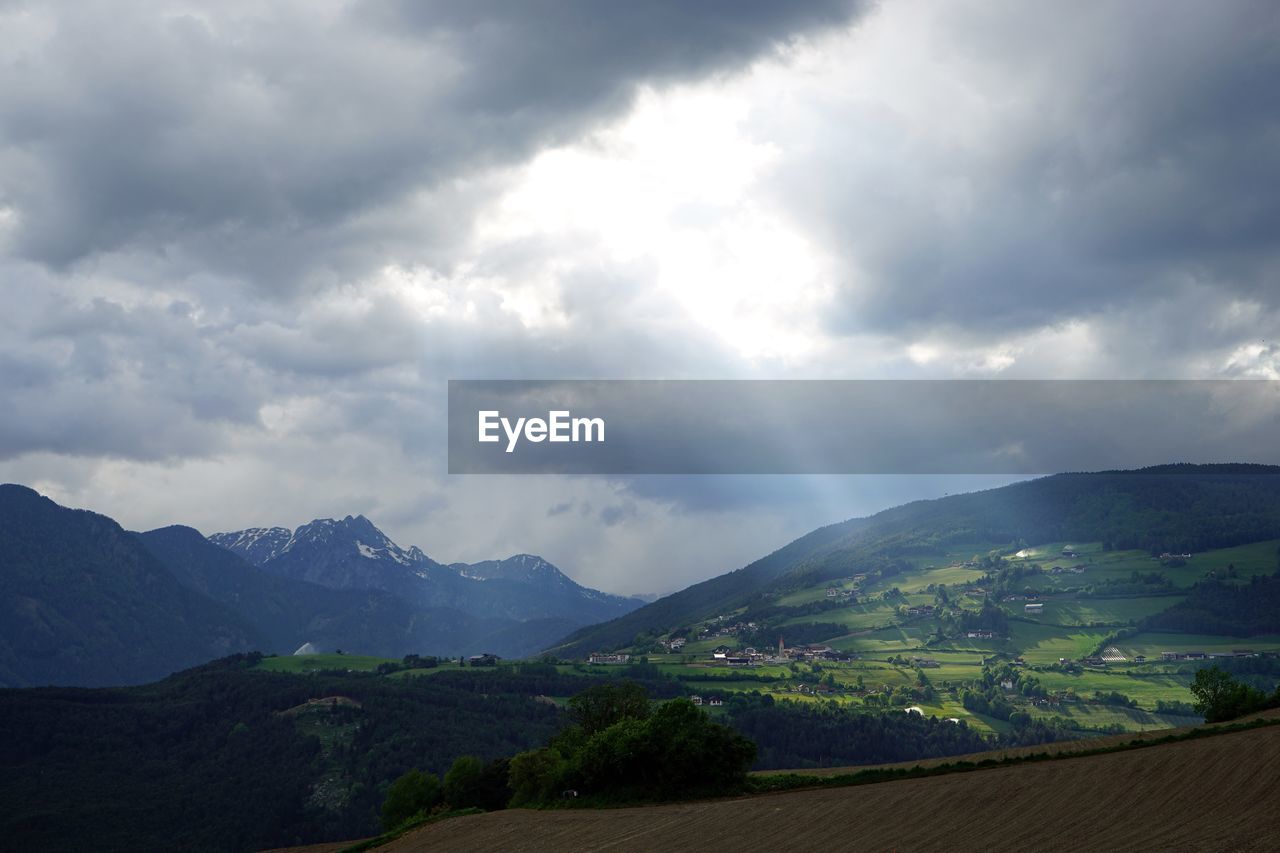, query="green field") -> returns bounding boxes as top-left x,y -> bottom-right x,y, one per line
1002,621 -> 1111,665
1119,632 -> 1280,658
781,599 -> 901,631
1031,669 -> 1194,708
899,564 -> 988,591
255,653 -> 393,673
1001,595 -> 1185,627
1027,703 -> 1198,732
829,624 -> 931,655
